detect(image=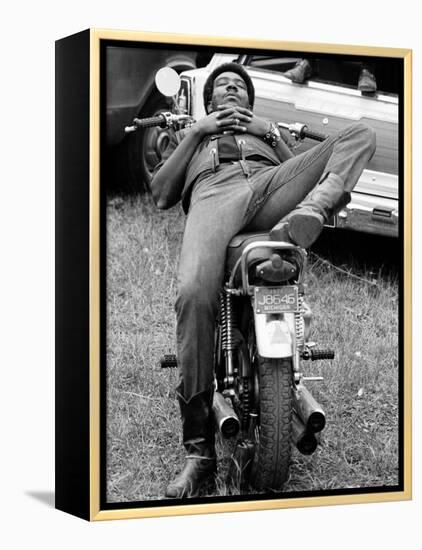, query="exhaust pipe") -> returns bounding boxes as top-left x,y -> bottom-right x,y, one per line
293,383 -> 326,433
292,411 -> 318,455
212,392 -> 240,438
